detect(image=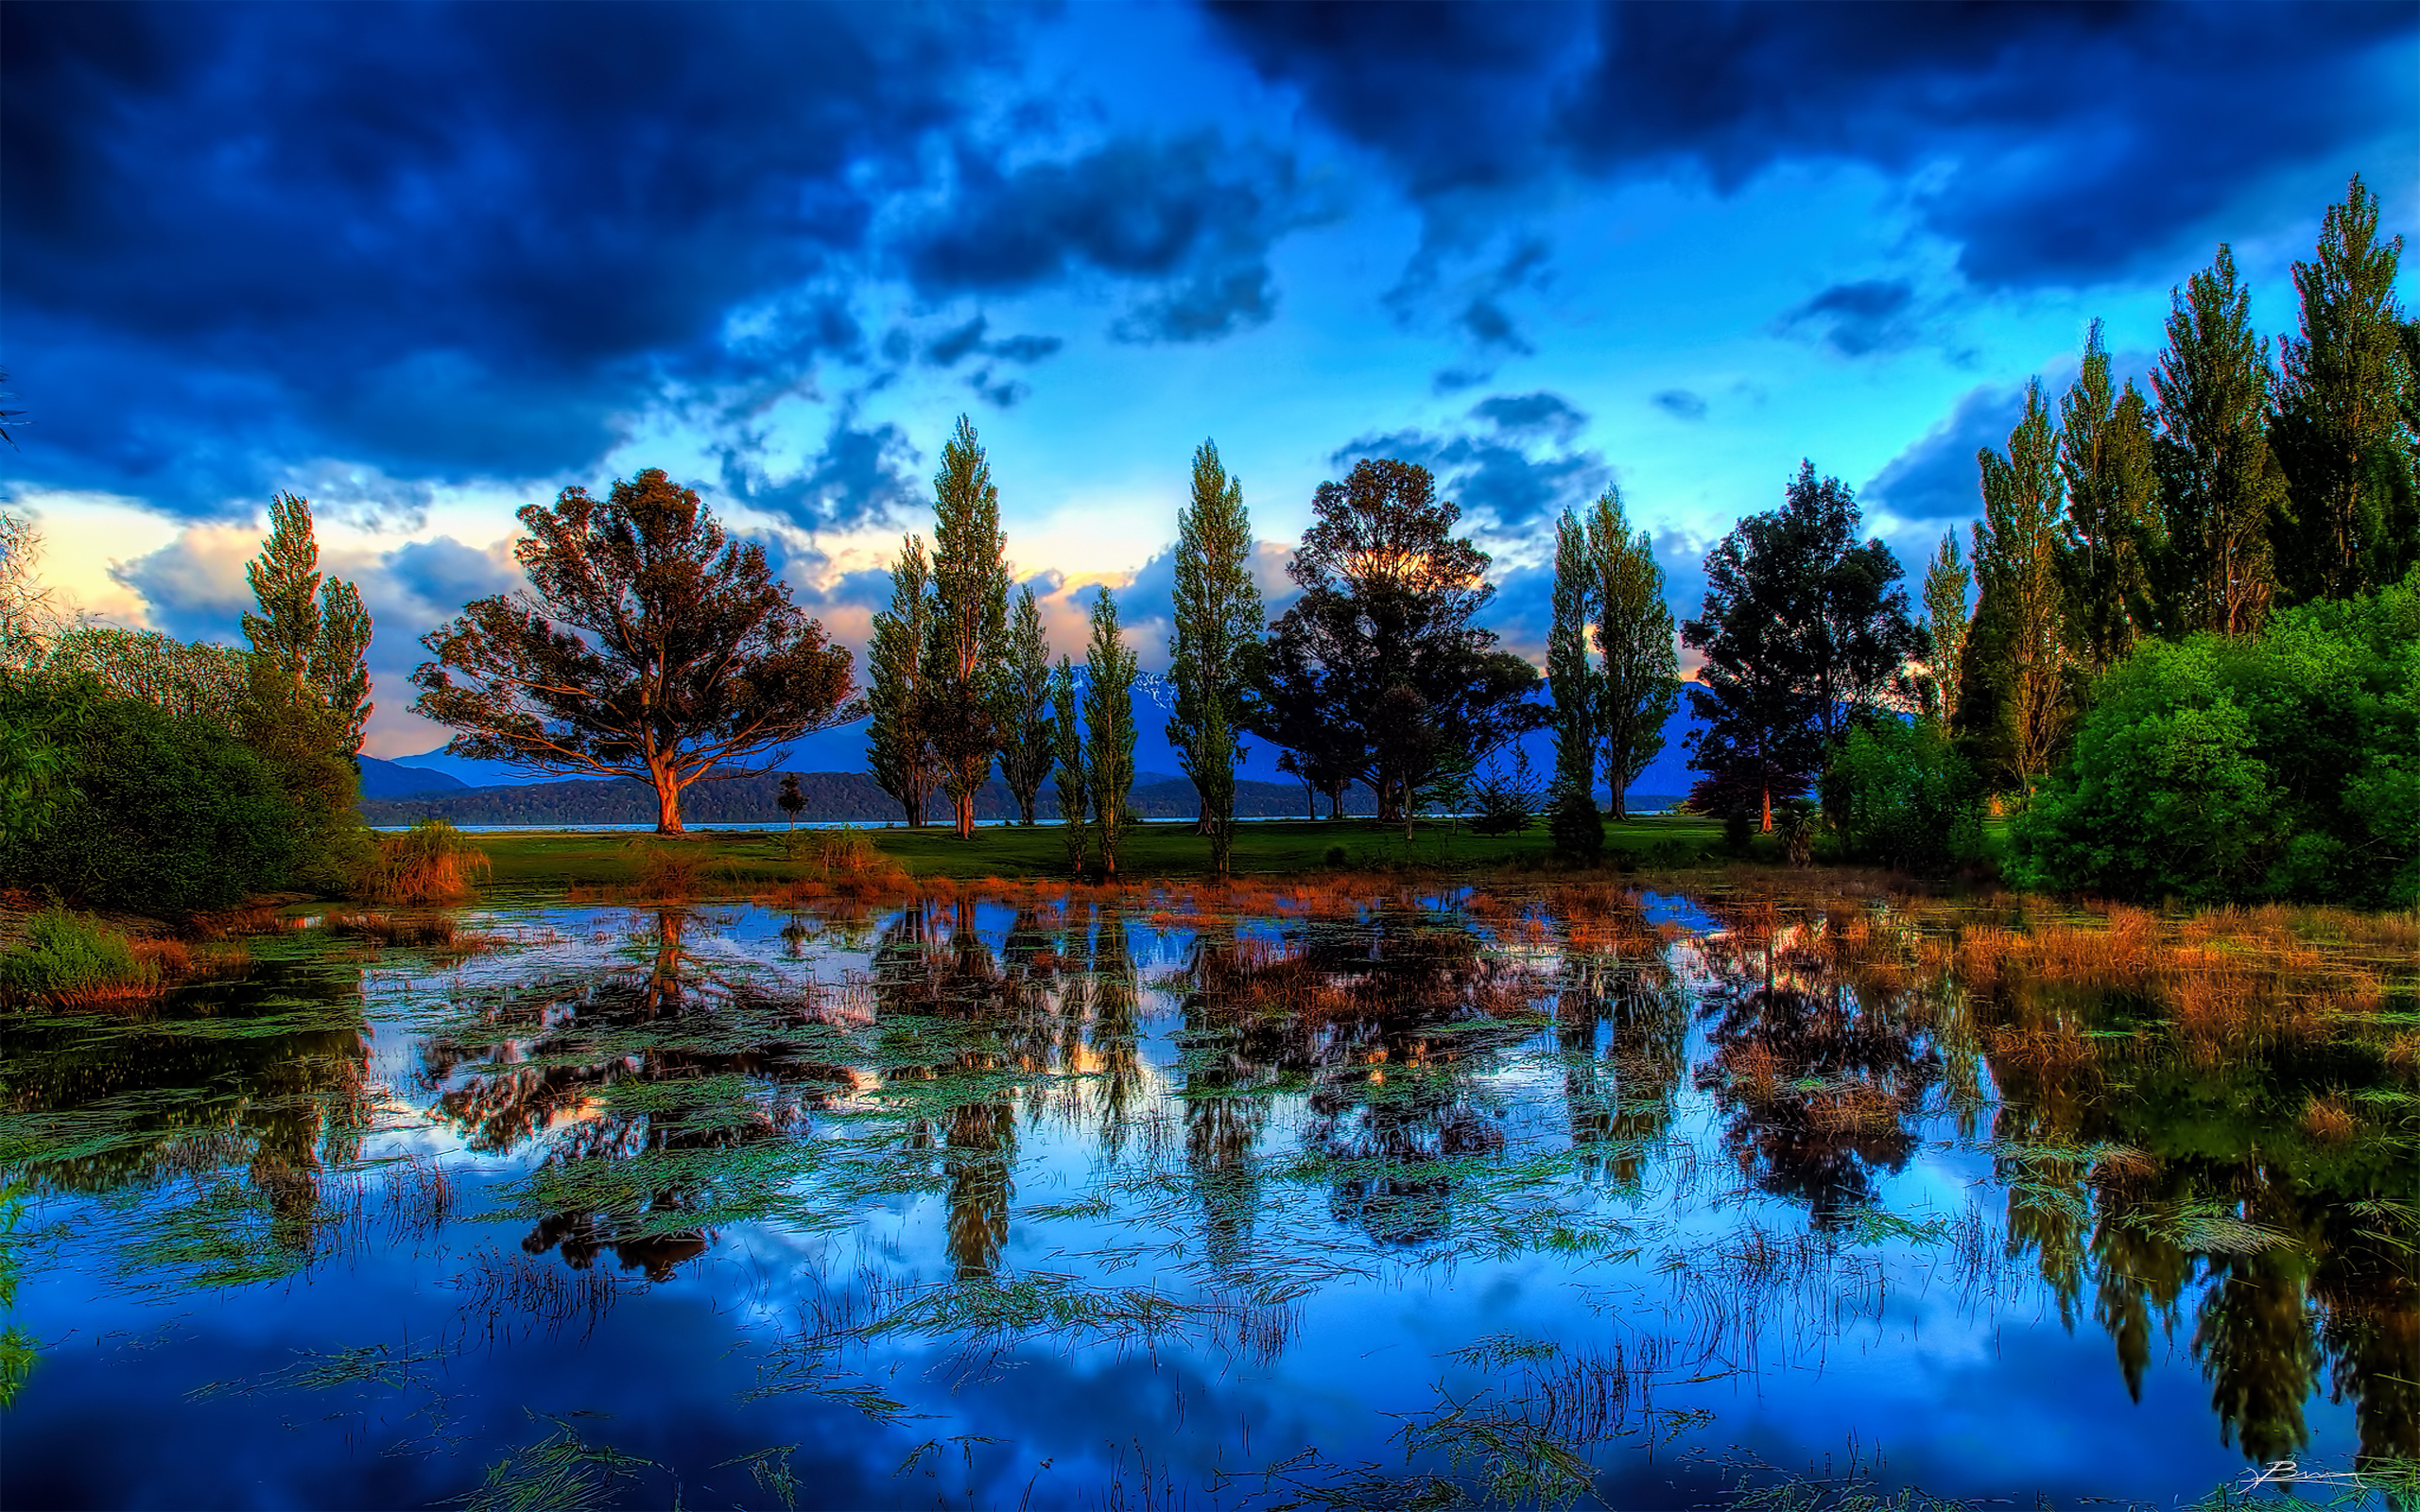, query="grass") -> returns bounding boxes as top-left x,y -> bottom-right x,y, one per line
0,908 -> 161,1005
362,819 -> 492,903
